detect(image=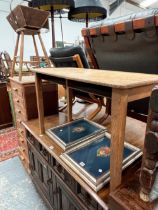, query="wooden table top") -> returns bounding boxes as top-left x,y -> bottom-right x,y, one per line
32,68 -> 158,89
